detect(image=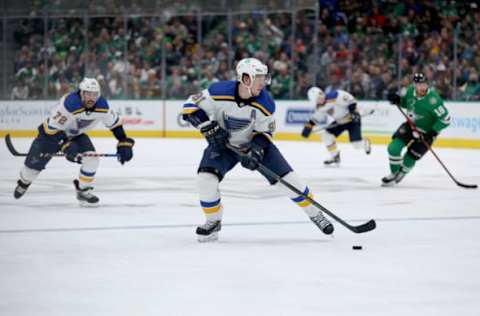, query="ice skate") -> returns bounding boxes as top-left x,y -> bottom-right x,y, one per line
381,173 -> 398,187
324,152 -> 340,166
196,220 -> 221,242
394,168 -> 407,184
310,213 -> 334,235
73,179 -> 99,207
14,179 -> 31,199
